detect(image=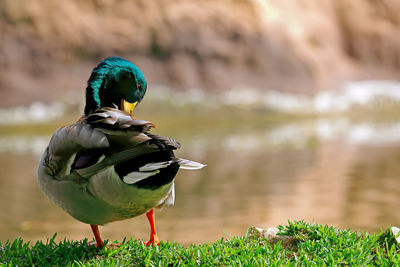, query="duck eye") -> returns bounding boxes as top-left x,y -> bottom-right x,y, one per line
137,82 -> 142,91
